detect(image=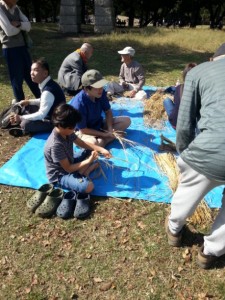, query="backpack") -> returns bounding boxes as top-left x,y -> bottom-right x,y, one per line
0,104 -> 22,129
